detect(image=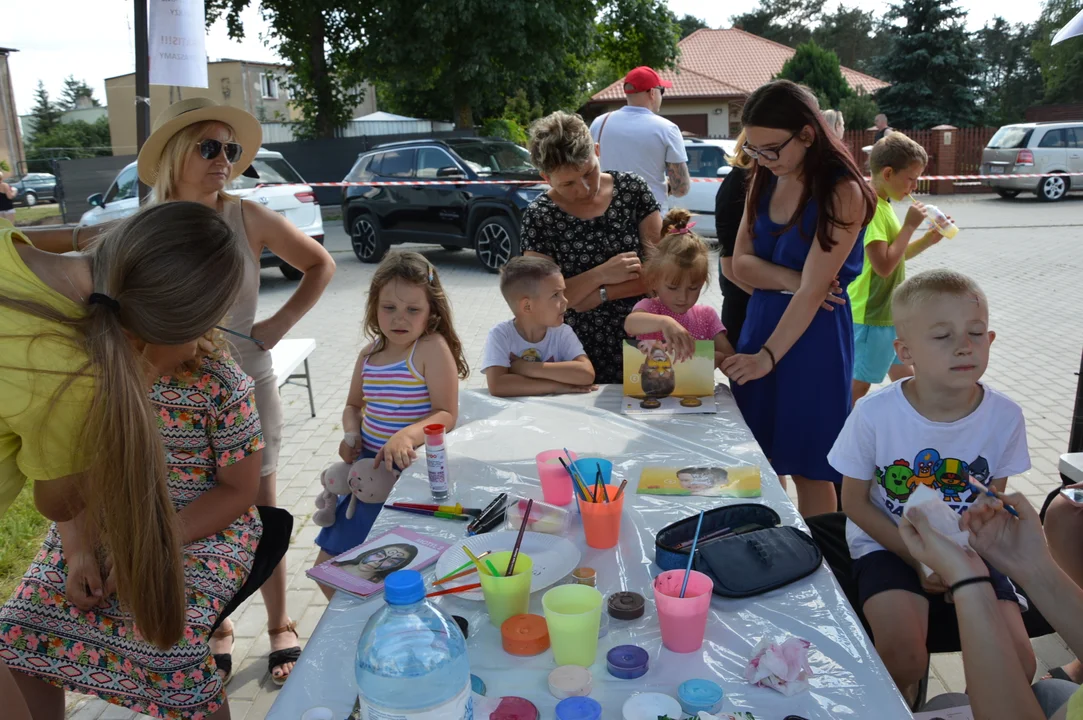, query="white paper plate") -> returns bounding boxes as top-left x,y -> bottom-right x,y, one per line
432,531 -> 580,601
